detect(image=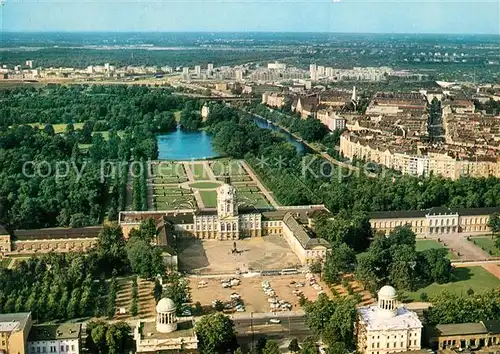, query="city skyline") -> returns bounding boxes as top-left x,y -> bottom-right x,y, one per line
1,0 -> 499,35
